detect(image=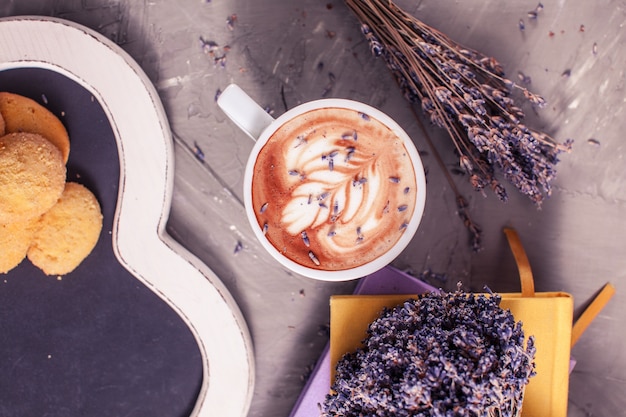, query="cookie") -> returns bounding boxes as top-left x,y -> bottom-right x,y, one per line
0,92 -> 70,163
0,109 -> 5,136
0,132 -> 66,223
0,218 -> 38,274
27,182 -> 103,276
